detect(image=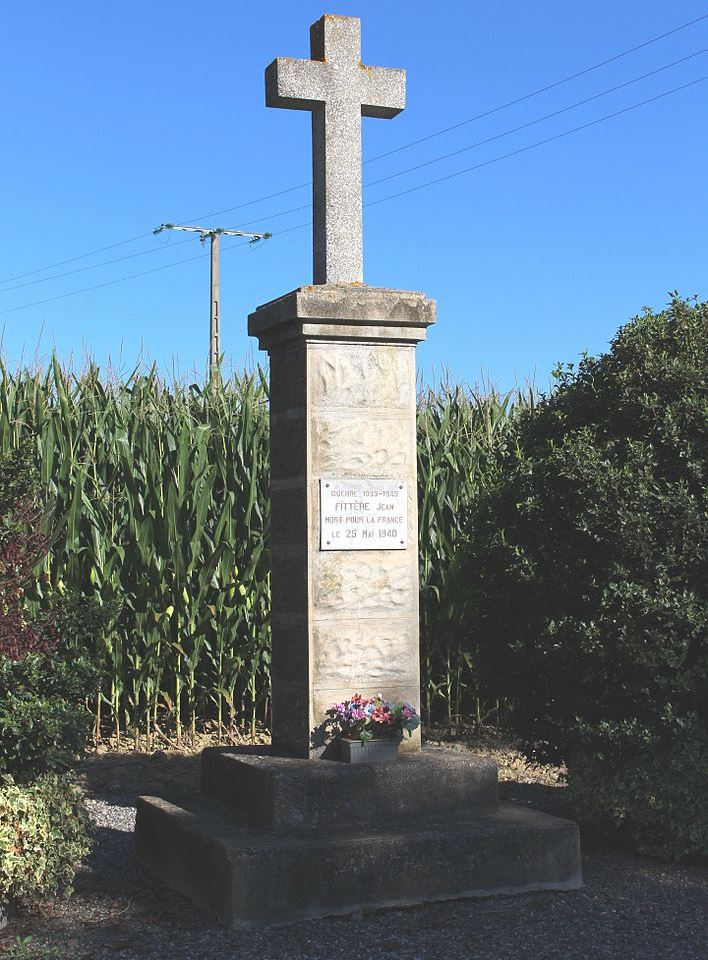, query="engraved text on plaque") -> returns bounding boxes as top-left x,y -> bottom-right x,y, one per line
320,478 -> 408,550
